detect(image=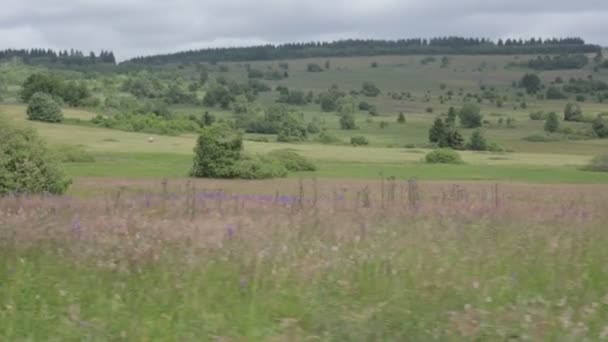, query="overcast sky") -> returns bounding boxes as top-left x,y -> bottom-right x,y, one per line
1,0 -> 607,61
